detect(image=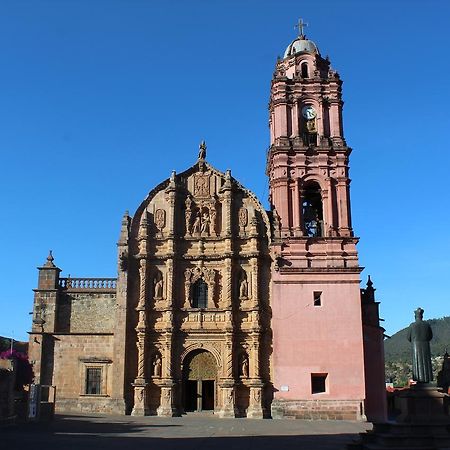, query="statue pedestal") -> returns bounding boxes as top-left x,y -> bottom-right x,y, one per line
397,384 -> 449,424
349,385 -> 450,449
